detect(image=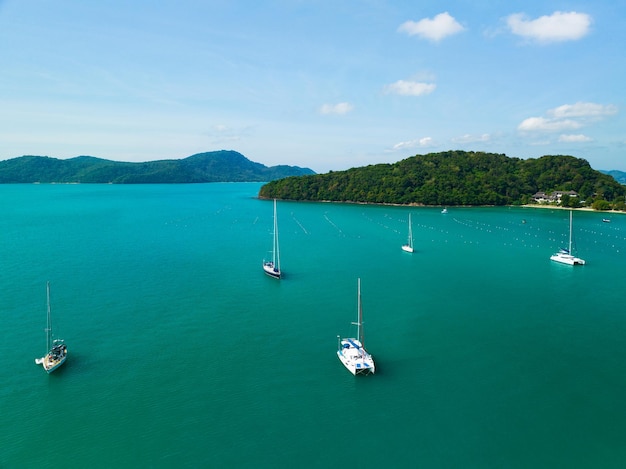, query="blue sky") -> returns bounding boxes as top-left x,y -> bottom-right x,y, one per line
1,1 -> 624,173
